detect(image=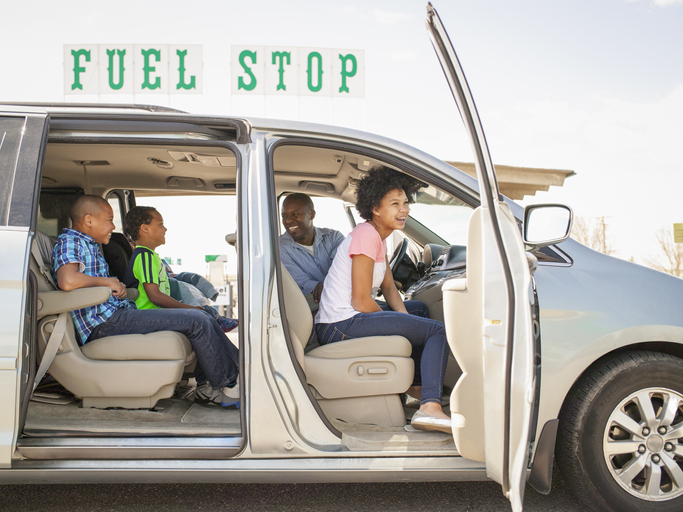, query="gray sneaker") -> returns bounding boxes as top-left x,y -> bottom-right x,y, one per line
195,382 -> 240,409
